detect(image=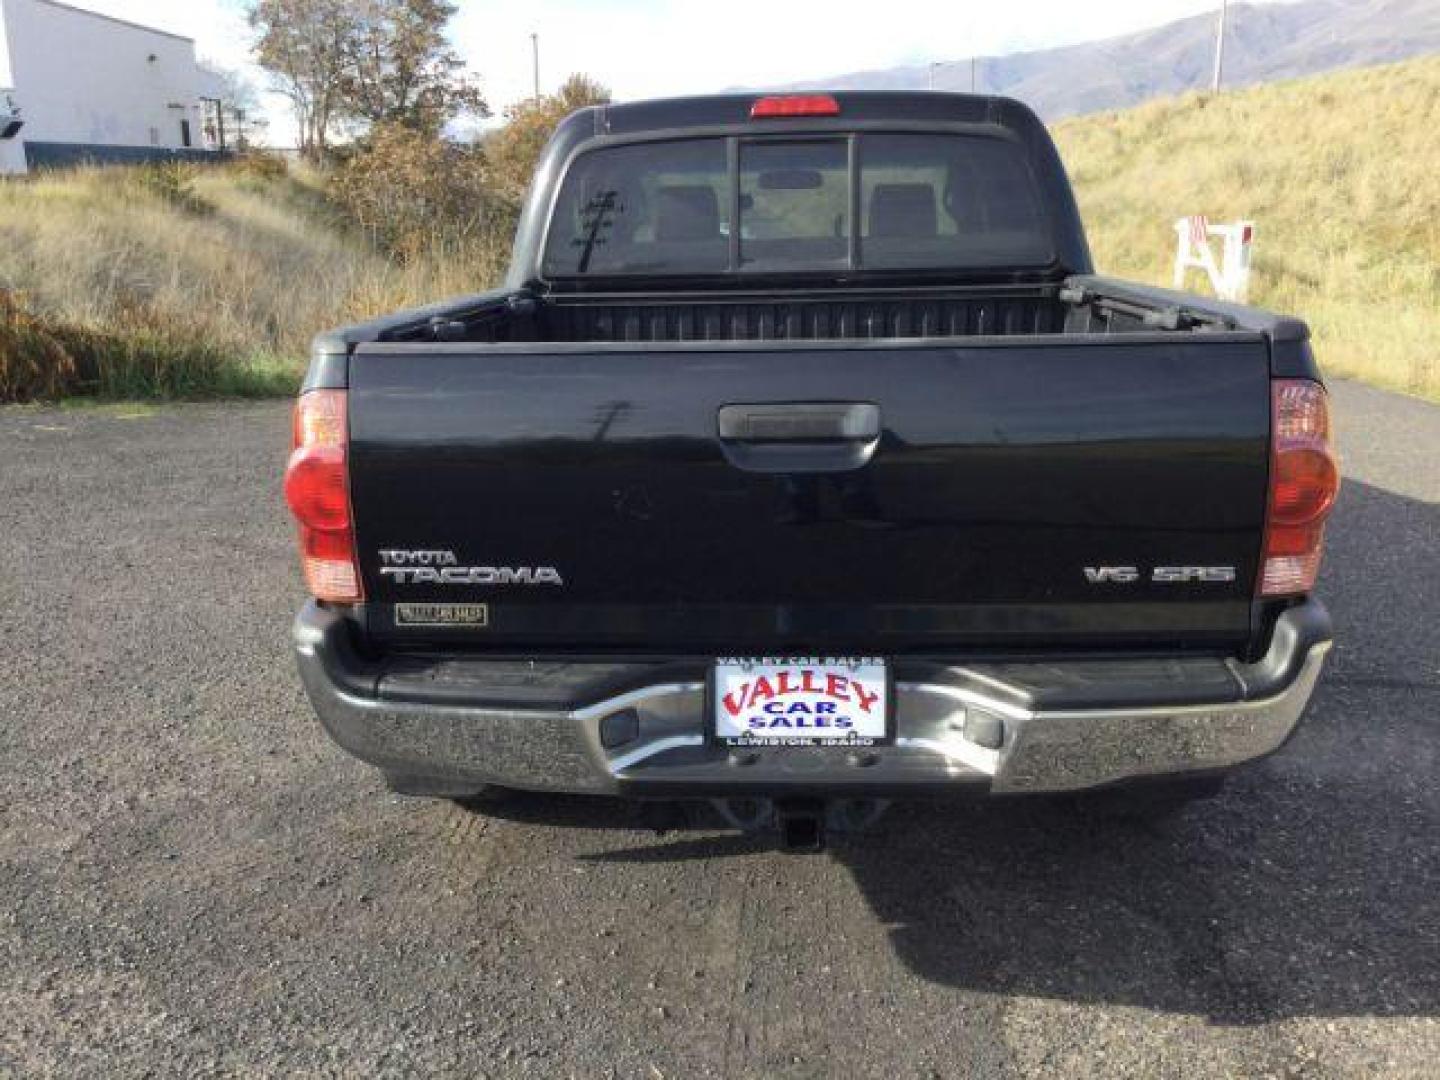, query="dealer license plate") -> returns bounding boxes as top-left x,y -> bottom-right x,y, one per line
712,657 -> 890,747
